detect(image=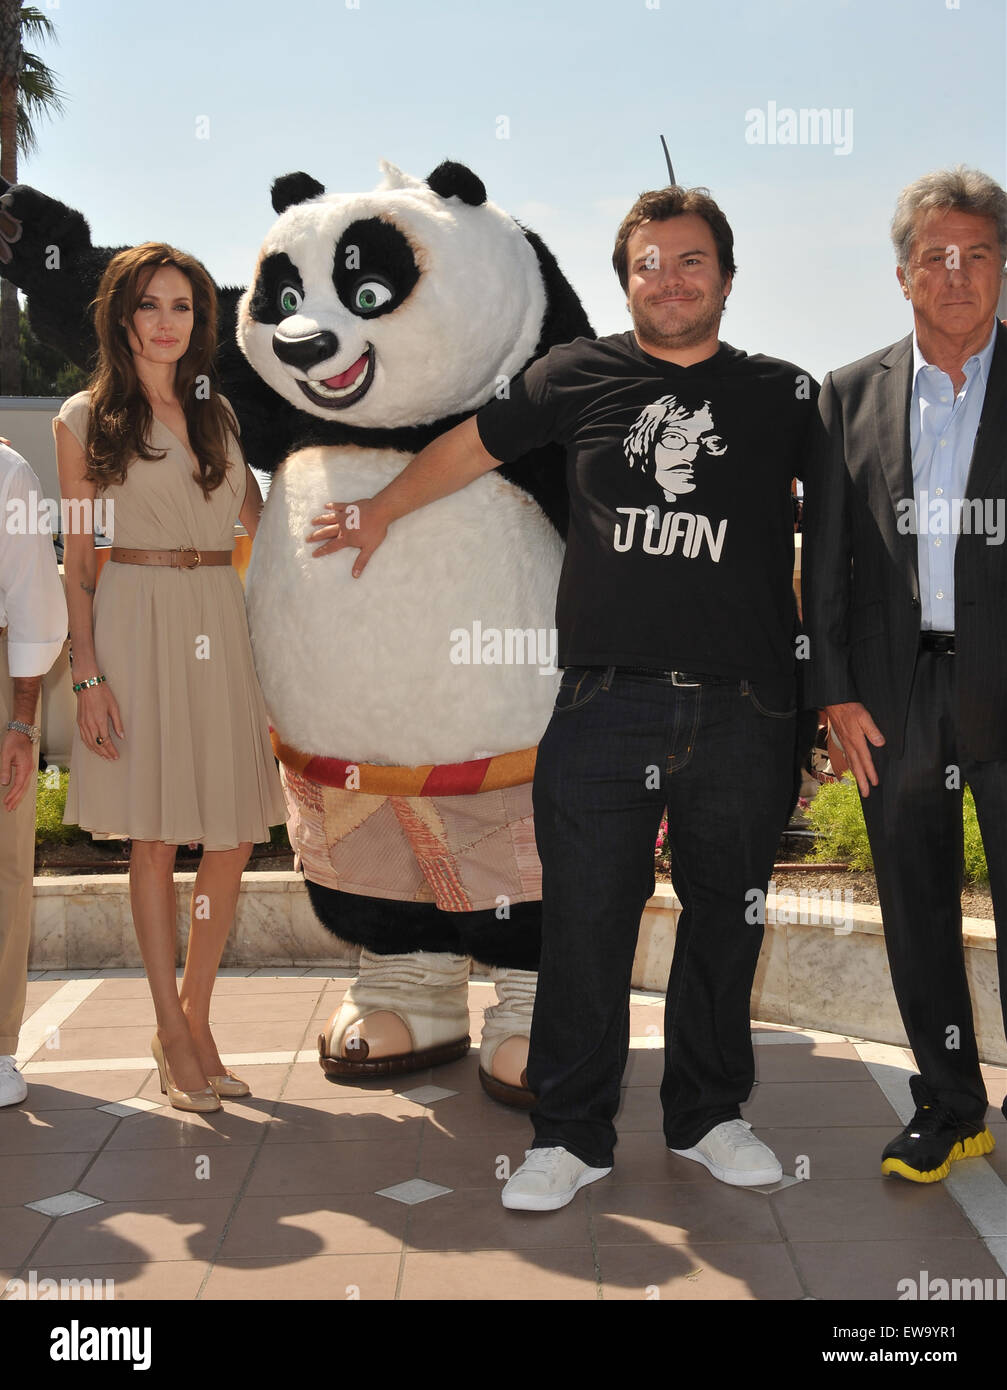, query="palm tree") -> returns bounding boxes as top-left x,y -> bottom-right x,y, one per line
0,2 -> 65,395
